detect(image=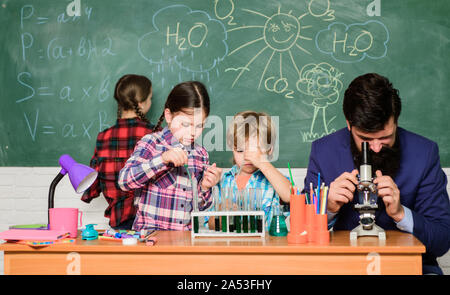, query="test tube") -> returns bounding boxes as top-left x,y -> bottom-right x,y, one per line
242,189 -> 249,233
213,186 -> 220,232
235,189 -> 243,233
249,188 -> 256,233
221,187 -> 230,232
255,189 -> 263,232
228,187 -> 235,232
191,175 -> 199,233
